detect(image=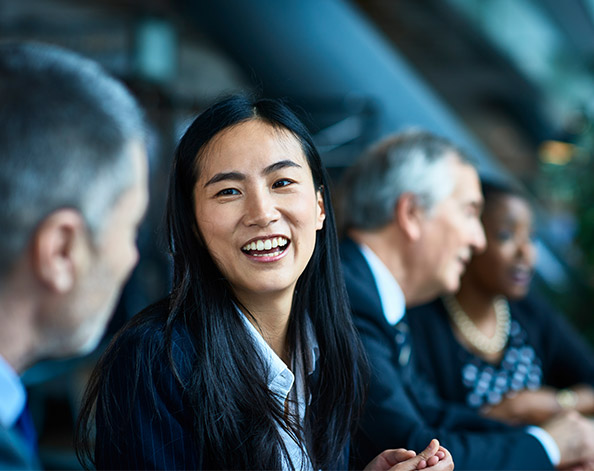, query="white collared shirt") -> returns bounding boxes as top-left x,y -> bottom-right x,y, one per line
0,354 -> 26,429
358,243 -> 406,326
239,311 -> 318,471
